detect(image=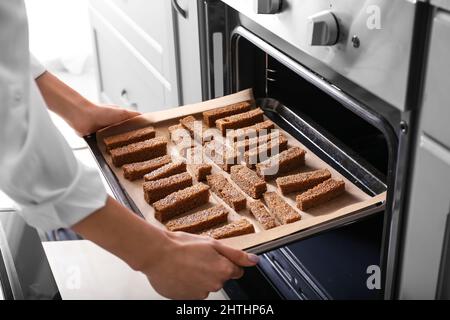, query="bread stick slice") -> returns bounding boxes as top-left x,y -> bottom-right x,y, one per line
276,169 -> 331,195
154,183 -> 210,222
104,126 -> 155,152
165,205 -> 229,233
201,219 -> 255,239
143,172 -> 193,204
296,179 -> 345,211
